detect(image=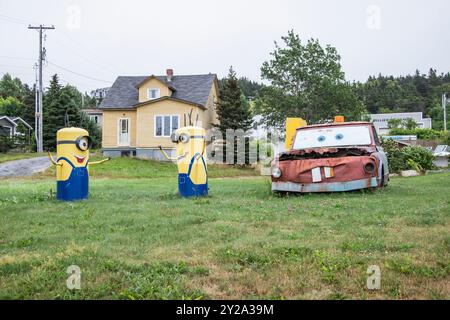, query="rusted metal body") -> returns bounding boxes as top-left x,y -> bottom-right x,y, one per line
271,122 -> 389,193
